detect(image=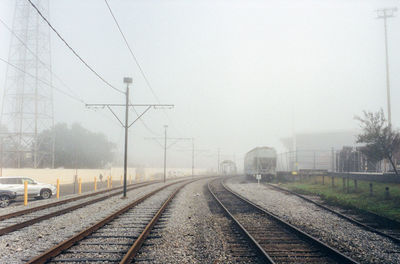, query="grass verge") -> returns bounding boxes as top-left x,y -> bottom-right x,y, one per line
280,176 -> 400,222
